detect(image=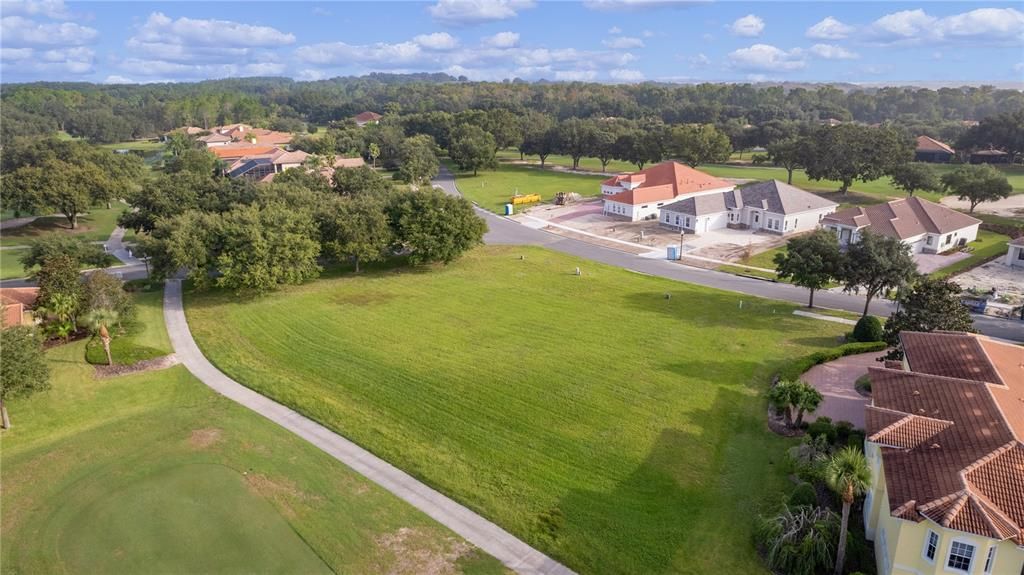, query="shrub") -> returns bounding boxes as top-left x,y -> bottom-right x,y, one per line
756,505 -> 839,575
751,153 -> 769,165
778,342 -> 886,381
807,417 -> 837,444
847,430 -> 866,450
854,373 -> 872,396
787,434 -> 831,482
789,482 -> 818,508
851,315 -> 883,343
834,420 -> 855,445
